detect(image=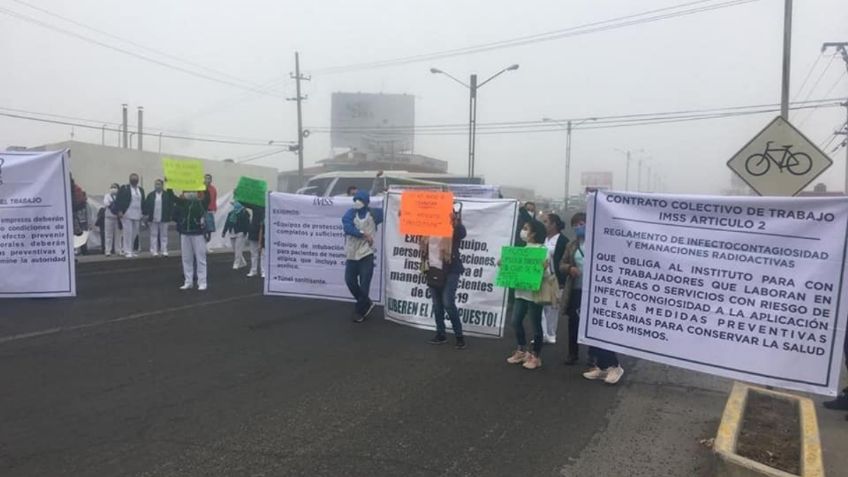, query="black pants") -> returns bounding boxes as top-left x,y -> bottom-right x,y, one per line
565,288 -> 582,359
589,347 -> 619,369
